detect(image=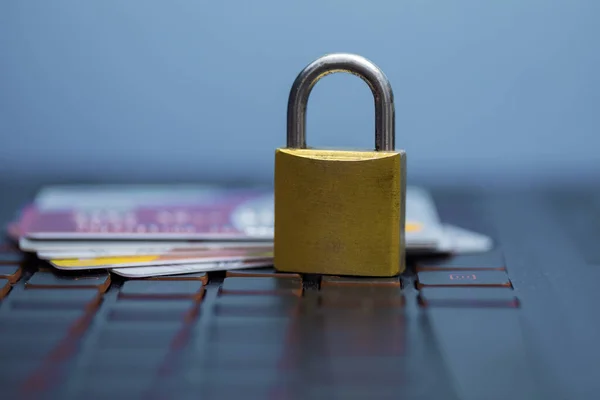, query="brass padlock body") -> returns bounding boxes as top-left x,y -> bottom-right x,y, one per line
274,148 -> 406,277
